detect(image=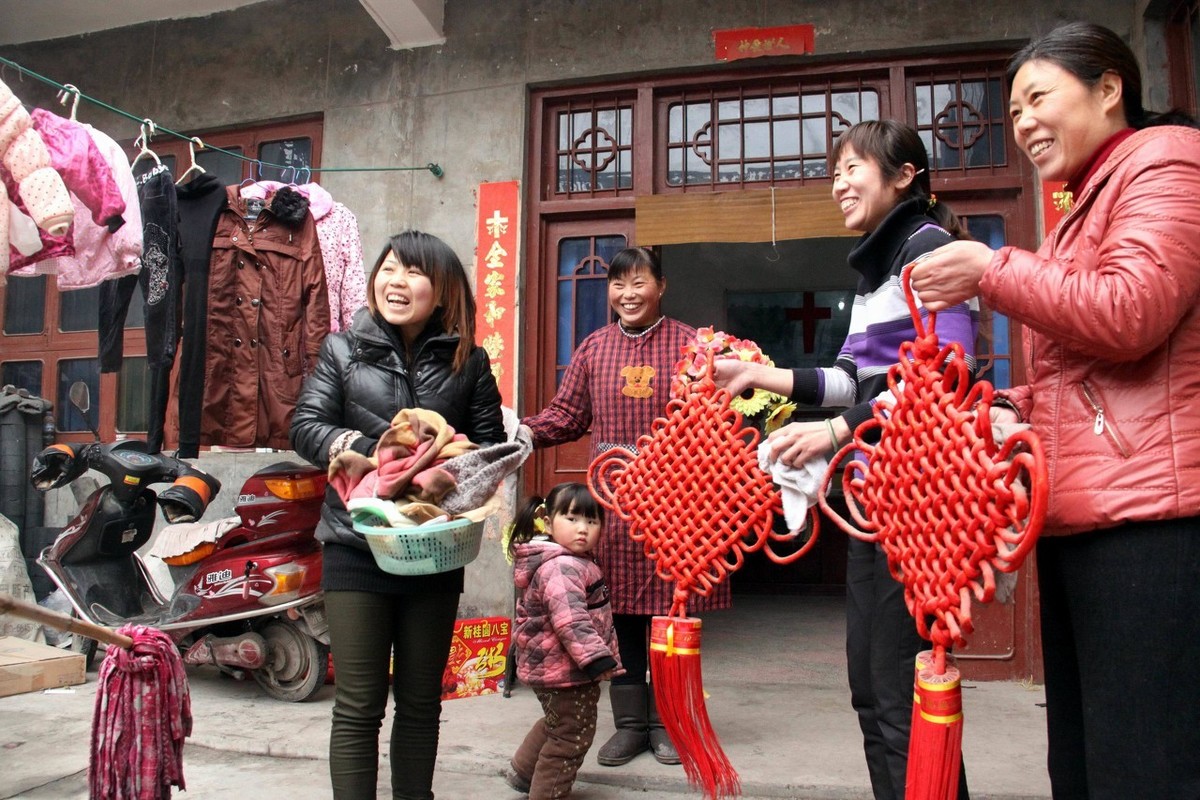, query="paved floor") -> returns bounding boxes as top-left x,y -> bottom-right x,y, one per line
0,595 -> 1052,799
